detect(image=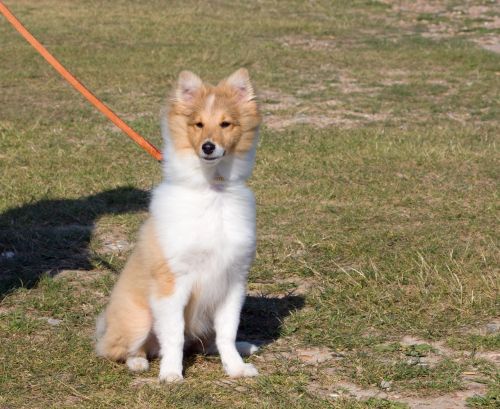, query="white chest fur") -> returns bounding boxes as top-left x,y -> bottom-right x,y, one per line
150,182 -> 256,286
150,182 -> 256,337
